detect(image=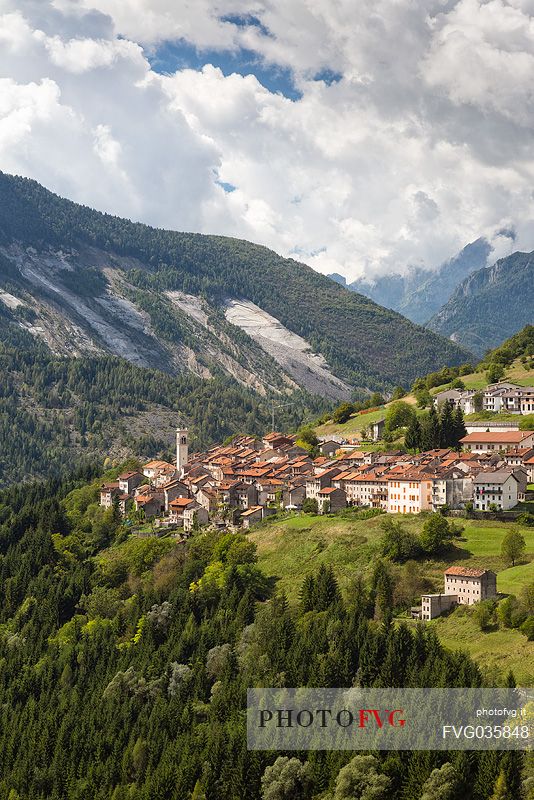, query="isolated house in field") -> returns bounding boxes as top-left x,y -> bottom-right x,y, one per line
421,567 -> 497,620
370,418 -> 386,441
473,470 -> 520,511
444,567 -> 497,604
